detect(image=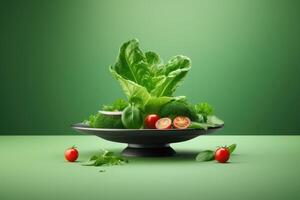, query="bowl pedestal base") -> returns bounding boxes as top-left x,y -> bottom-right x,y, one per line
122,144 -> 176,157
